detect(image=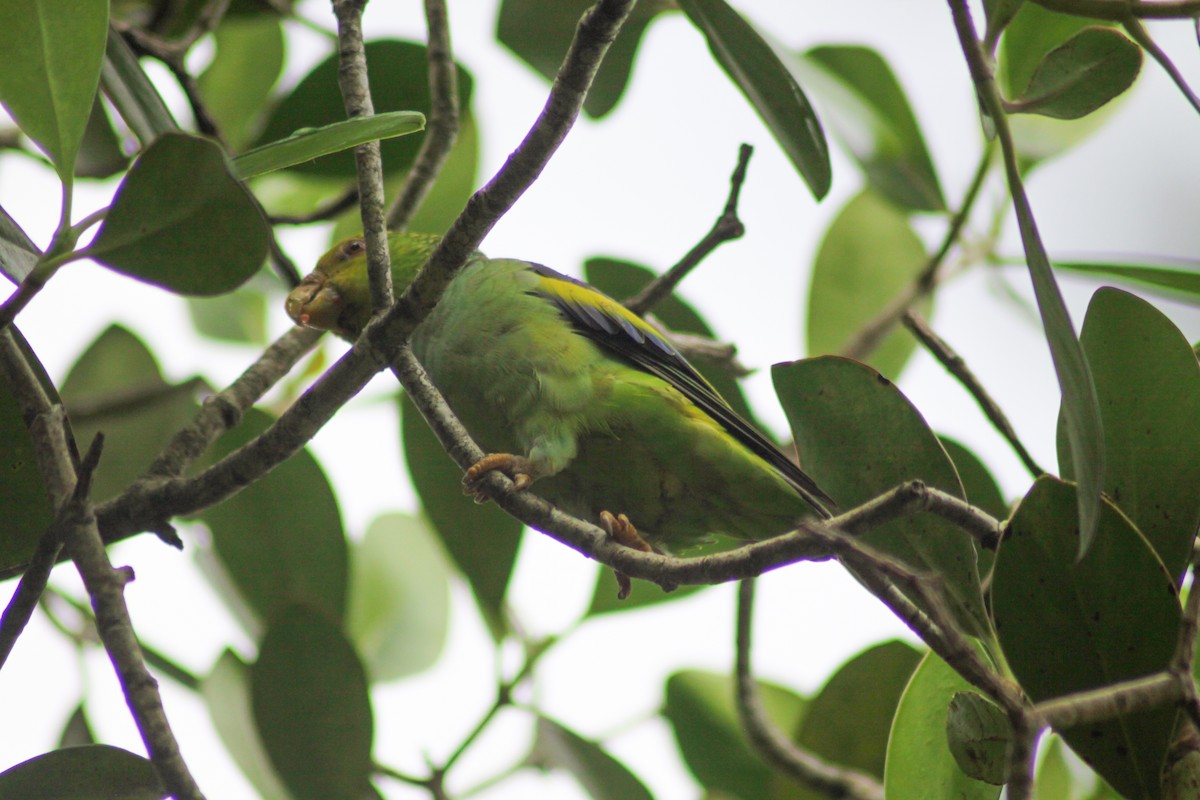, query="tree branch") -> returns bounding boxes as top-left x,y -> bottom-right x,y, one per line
624,143 -> 752,316
734,579 -> 885,799
387,0 -> 461,231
